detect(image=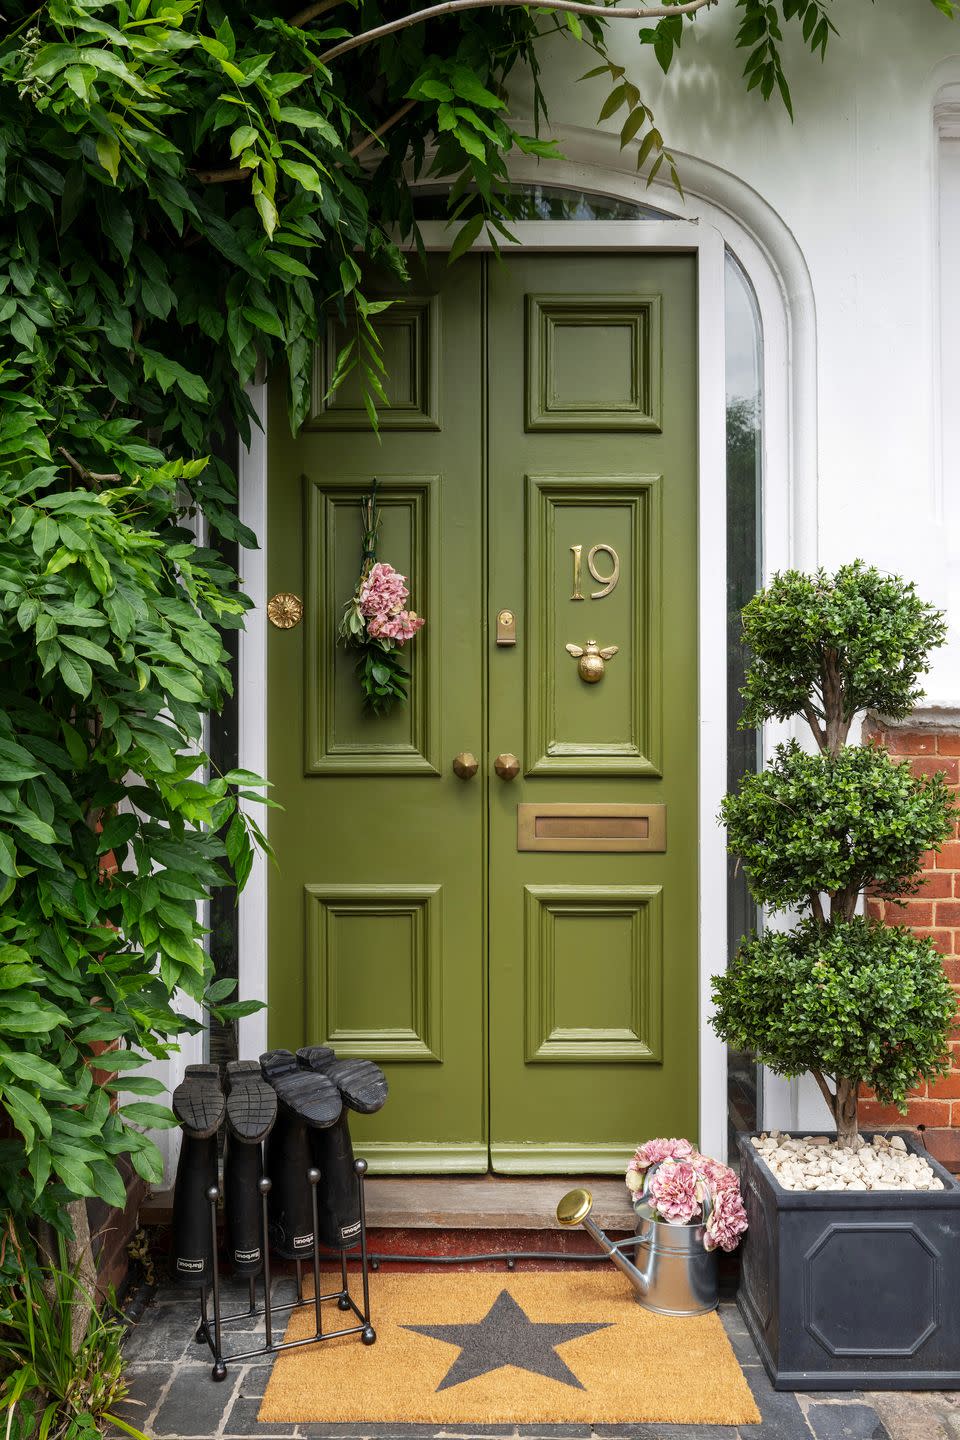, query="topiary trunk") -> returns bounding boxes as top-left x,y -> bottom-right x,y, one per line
834,1078 -> 859,1148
